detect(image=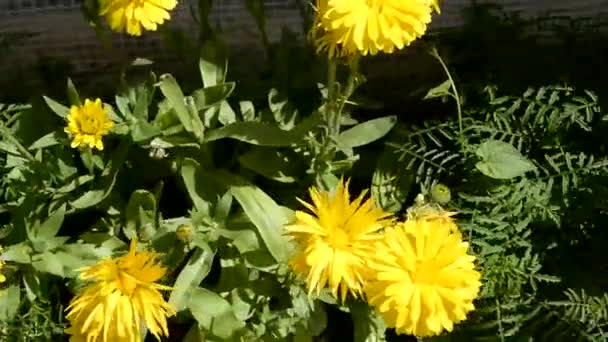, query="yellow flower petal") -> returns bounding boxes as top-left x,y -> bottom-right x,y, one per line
285,178 -> 393,301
